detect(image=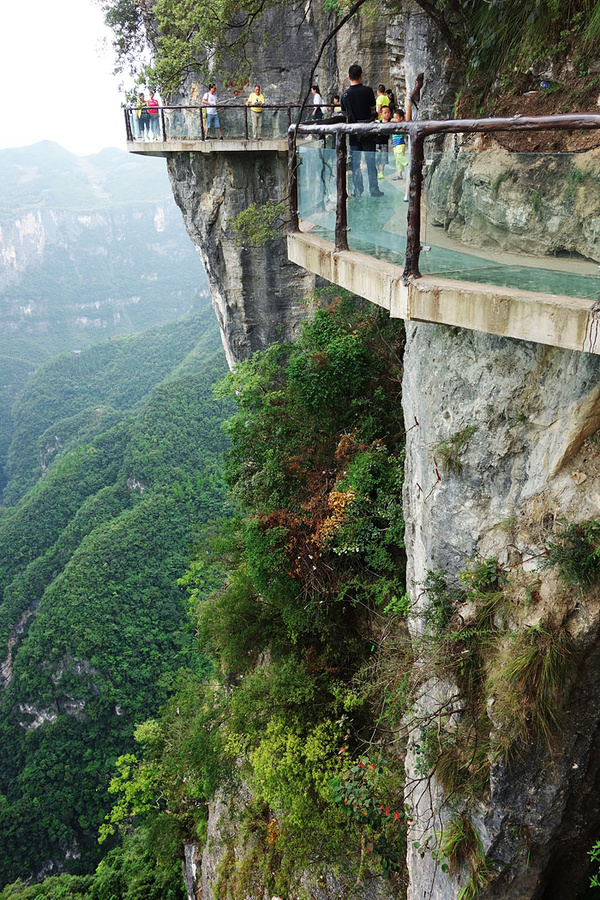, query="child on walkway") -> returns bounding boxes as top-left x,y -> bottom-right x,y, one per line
391,110 -> 408,181
376,104 -> 392,179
